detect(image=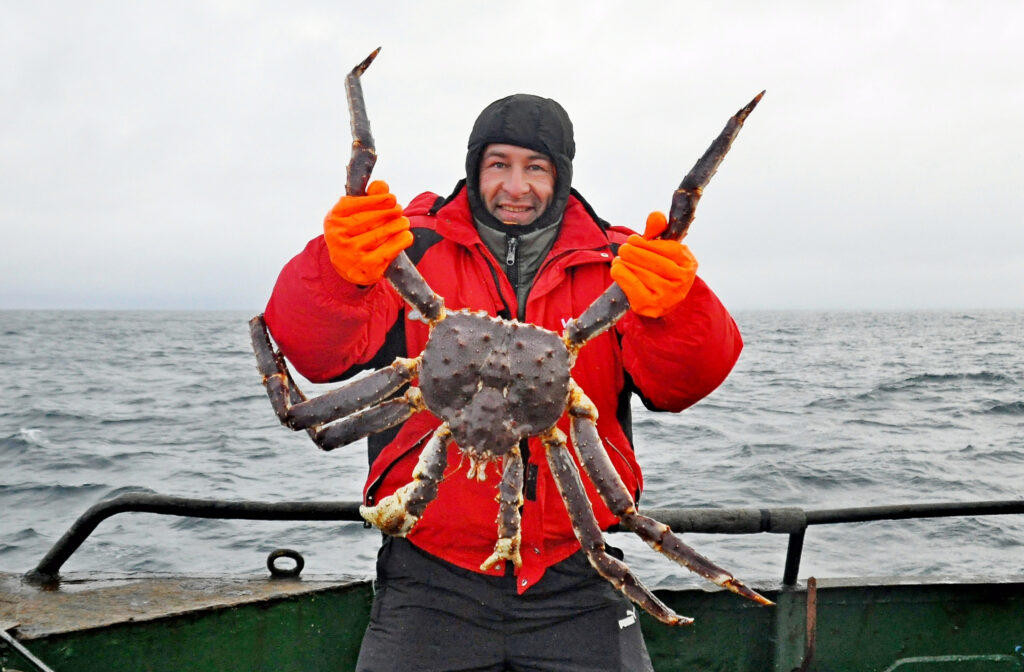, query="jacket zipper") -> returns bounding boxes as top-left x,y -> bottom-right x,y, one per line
505,236 -> 519,290
506,236 -> 519,266
601,435 -> 642,504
